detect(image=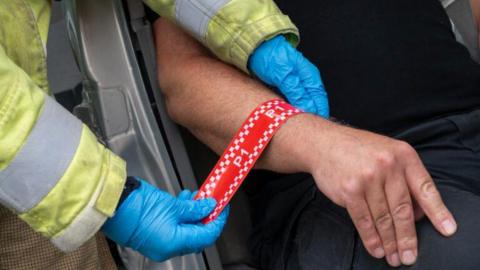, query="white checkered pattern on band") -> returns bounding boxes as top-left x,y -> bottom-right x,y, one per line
197,100 -> 302,222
